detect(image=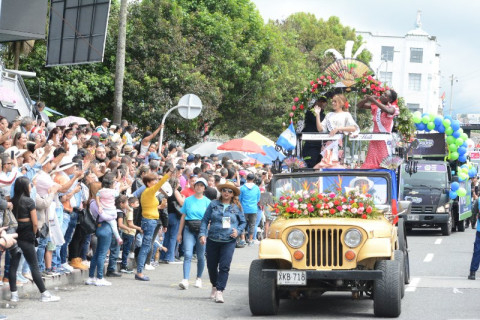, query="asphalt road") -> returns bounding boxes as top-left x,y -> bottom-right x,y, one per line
2,226 -> 480,320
